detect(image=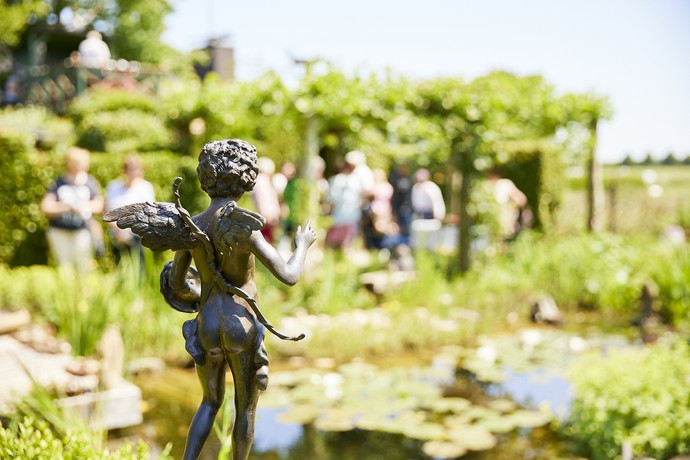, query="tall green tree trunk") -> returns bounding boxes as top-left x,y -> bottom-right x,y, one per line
587,119 -> 604,232
456,137 -> 475,274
